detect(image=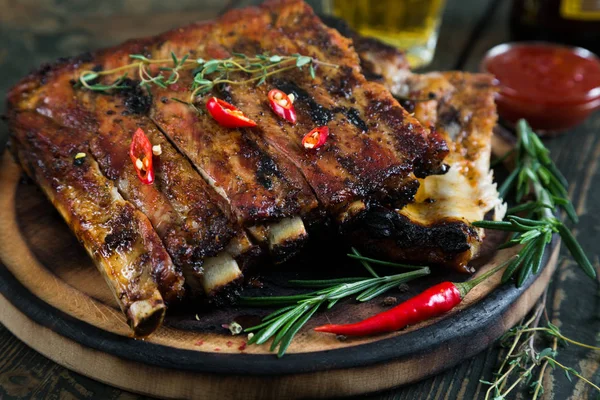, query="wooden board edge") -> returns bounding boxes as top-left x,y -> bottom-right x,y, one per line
0,244 -> 559,399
